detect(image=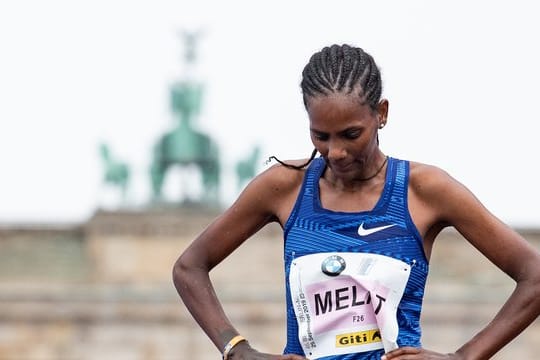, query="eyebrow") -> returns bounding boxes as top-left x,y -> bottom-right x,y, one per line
310,126 -> 362,135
